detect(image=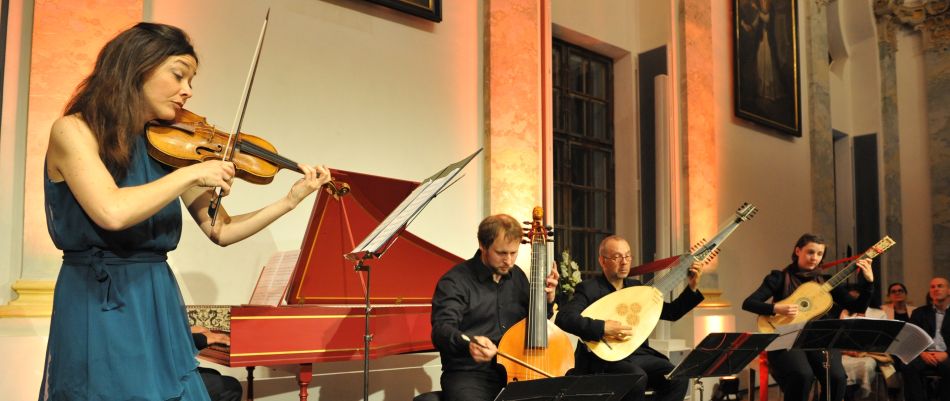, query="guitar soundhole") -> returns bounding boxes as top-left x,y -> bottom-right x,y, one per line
799,300 -> 810,310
